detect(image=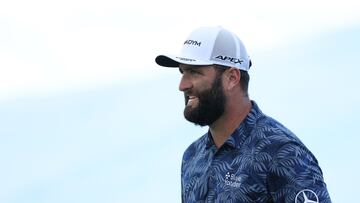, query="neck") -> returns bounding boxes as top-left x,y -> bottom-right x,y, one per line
209,97 -> 252,148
